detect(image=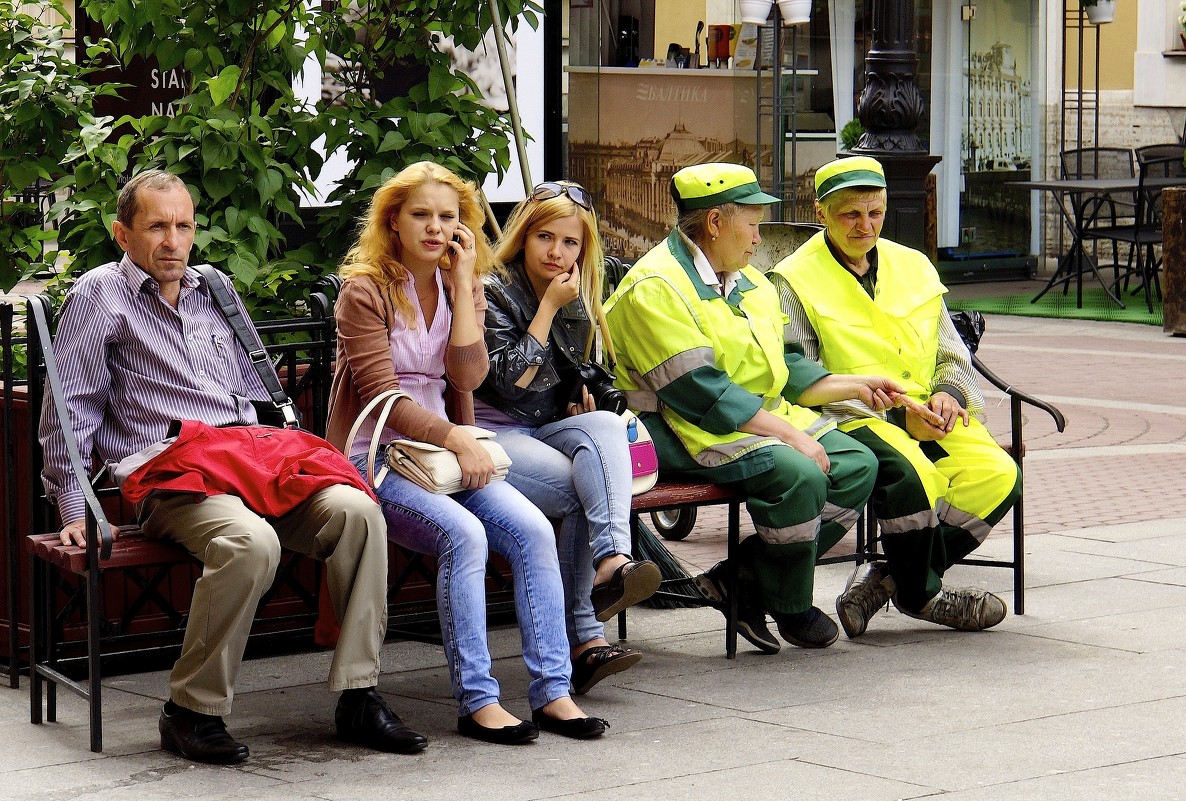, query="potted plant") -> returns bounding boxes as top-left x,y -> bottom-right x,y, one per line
1081,0 -> 1116,25
739,0 -> 773,25
777,0 -> 811,25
